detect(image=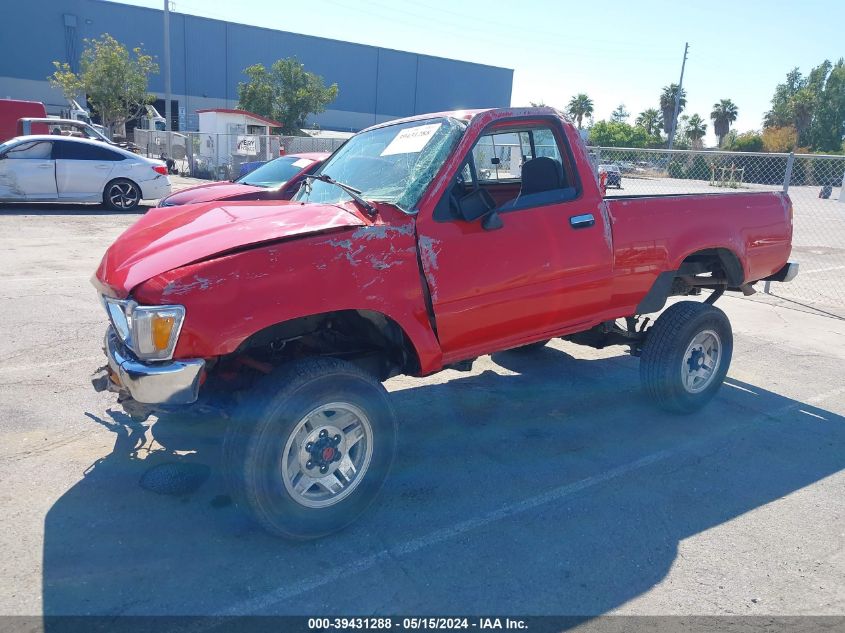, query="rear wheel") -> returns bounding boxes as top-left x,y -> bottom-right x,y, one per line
639,301 -> 733,413
223,357 -> 397,539
103,178 -> 141,211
